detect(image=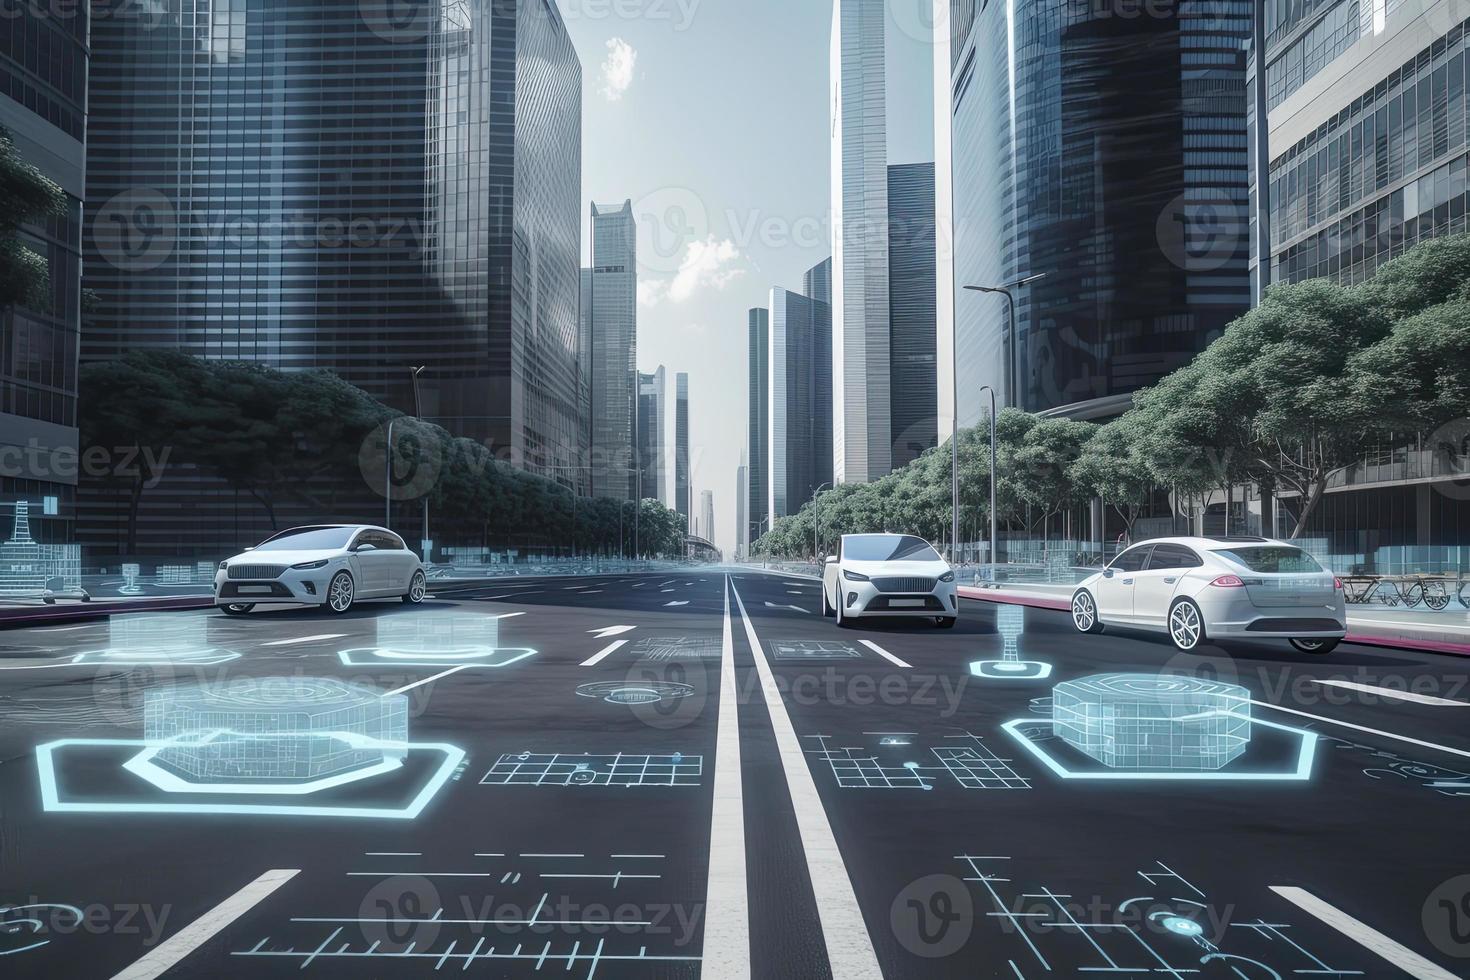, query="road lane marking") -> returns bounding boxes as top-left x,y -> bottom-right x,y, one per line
1245,698 -> 1470,760
588,625 -> 637,639
858,640 -> 913,668
1310,679 -> 1468,707
581,640 -> 628,667
763,602 -> 810,614
30,623 -> 104,633
1269,886 -> 1458,979
731,581 -> 882,979
110,868 -> 299,980
381,665 -> 468,698
702,579 -> 750,978
664,600 -> 690,607
260,633 -> 348,647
